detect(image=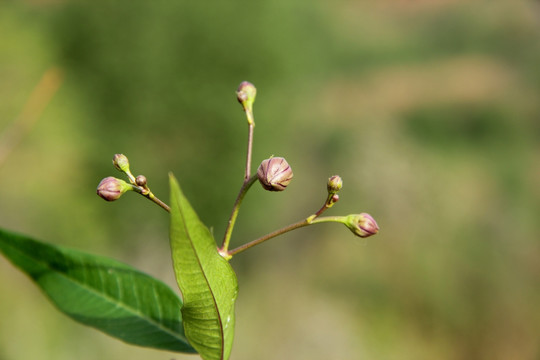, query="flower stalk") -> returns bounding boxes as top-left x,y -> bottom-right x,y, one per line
226,215 -> 354,257
220,82 -> 259,255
